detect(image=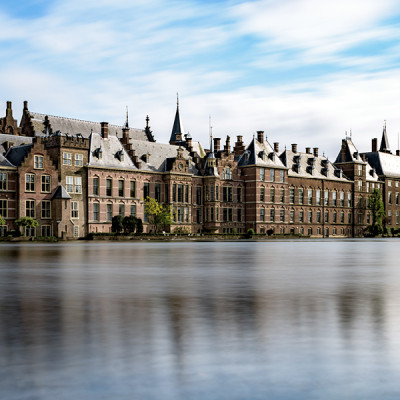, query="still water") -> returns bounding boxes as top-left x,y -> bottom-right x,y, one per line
1,240 -> 400,399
